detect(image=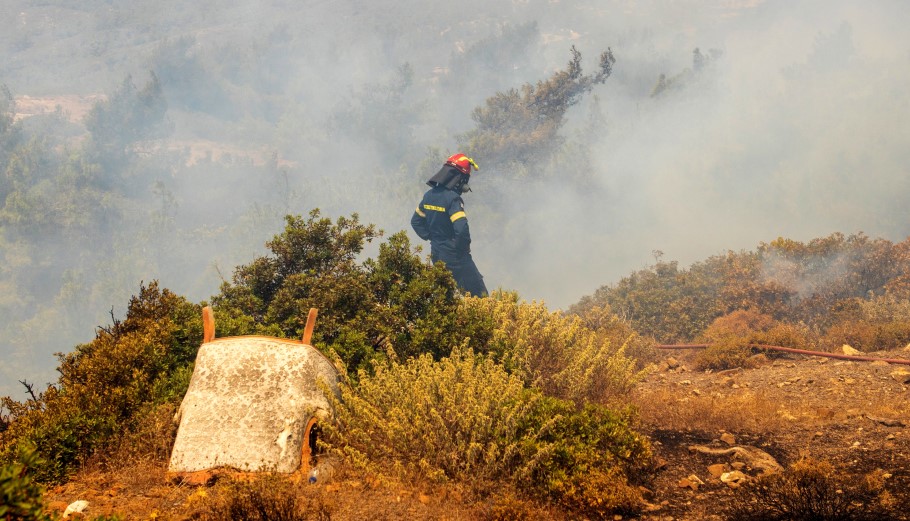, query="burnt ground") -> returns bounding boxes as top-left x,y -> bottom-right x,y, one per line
632,349 -> 910,520
44,349 -> 910,520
